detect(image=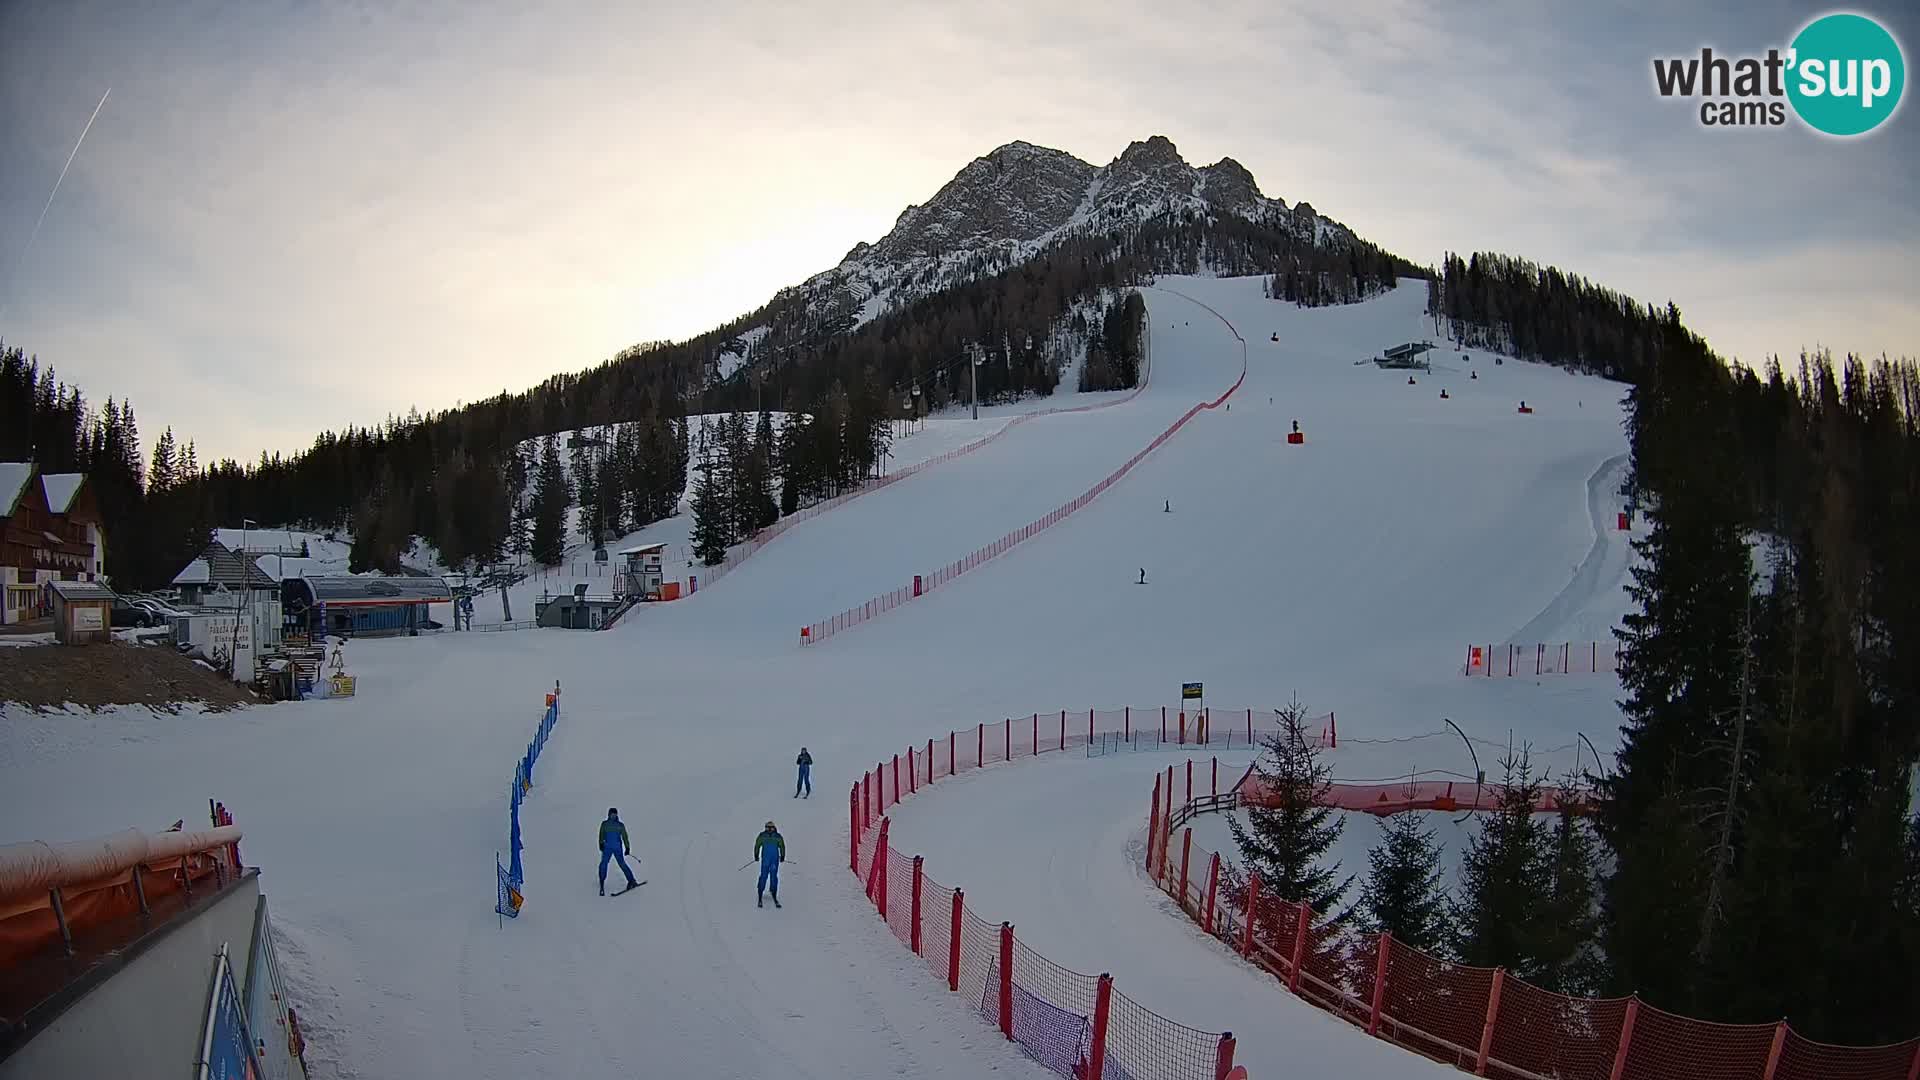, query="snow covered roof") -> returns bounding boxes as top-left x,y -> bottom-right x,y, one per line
172,559 -> 212,585
213,527 -> 306,554
49,579 -> 115,602
40,473 -> 84,513
0,462 -> 32,516
255,555 -> 322,581
298,575 -> 452,604
615,543 -> 667,556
